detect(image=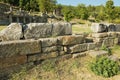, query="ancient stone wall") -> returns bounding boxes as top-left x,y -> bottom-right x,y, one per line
0,32 -> 120,78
